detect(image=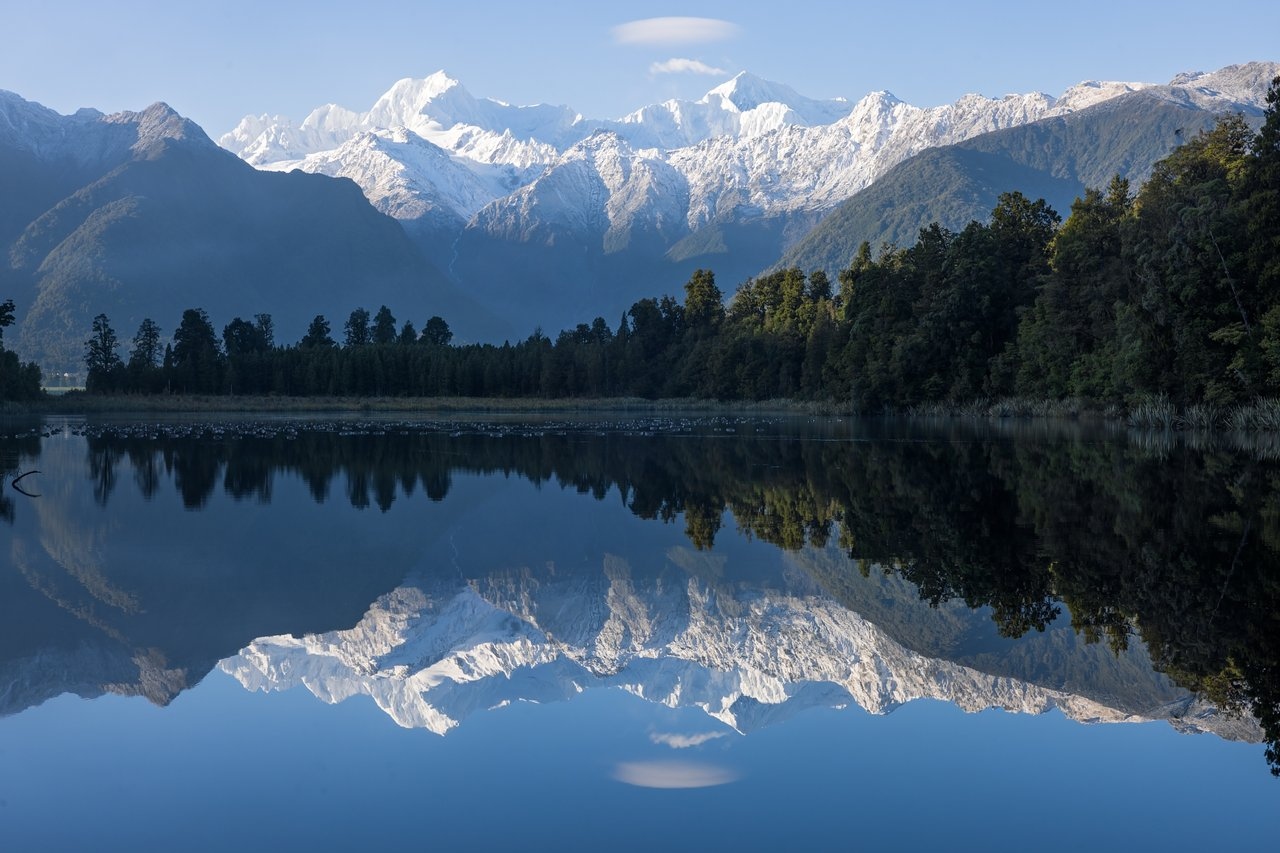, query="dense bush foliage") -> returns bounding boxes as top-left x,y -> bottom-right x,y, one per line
0,299 -> 42,402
